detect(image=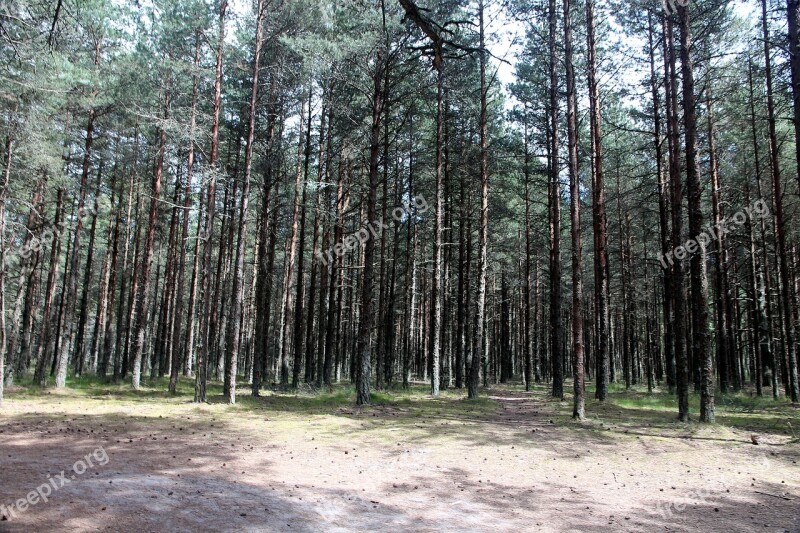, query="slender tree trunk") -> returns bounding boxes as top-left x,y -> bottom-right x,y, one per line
651,12 -> 675,395
469,0 -> 489,400
547,0 -> 563,400
772,0 -> 800,402
291,89 -> 313,389
131,87 -> 170,390
678,4 -> 713,421
99,175 -> 125,377
707,95 -> 731,394
196,0 -> 227,402
0,136 -> 11,405
278,99 -> 307,390
32,187 -> 62,385
587,0 -> 608,402
747,56 -> 774,398
522,110 -> 533,391
356,44 -> 385,405
169,35 -> 201,391
306,90 -> 329,386
55,110 -> 95,388
75,171 -> 102,377
6,176 -> 45,385
787,0 -> 800,194
563,0 -> 584,419
665,16 -> 690,421
224,0 -> 265,403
